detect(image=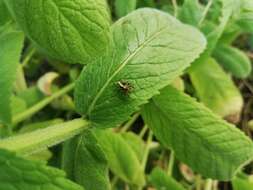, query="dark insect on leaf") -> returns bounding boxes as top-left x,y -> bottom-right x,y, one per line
117,80 -> 133,94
